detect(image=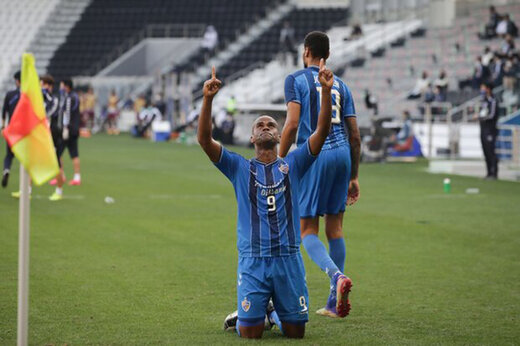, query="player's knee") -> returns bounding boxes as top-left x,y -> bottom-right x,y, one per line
300,217 -> 319,237
325,228 -> 343,239
282,323 -> 305,339
238,325 -> 264,339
